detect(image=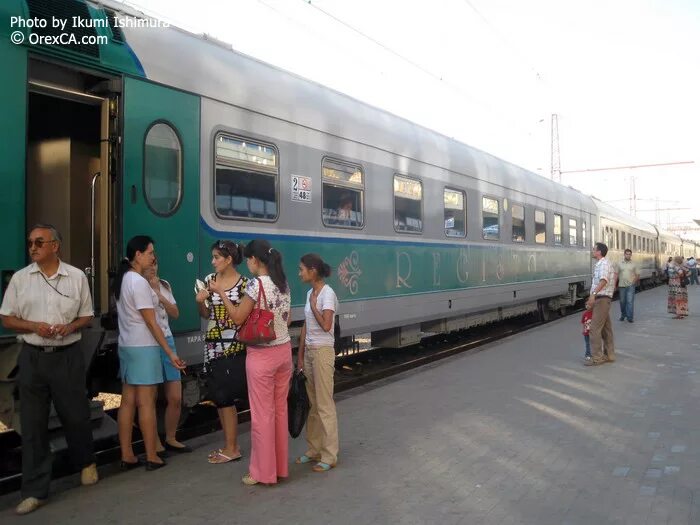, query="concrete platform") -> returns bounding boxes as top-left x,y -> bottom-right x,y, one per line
2,285 -> 700,524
